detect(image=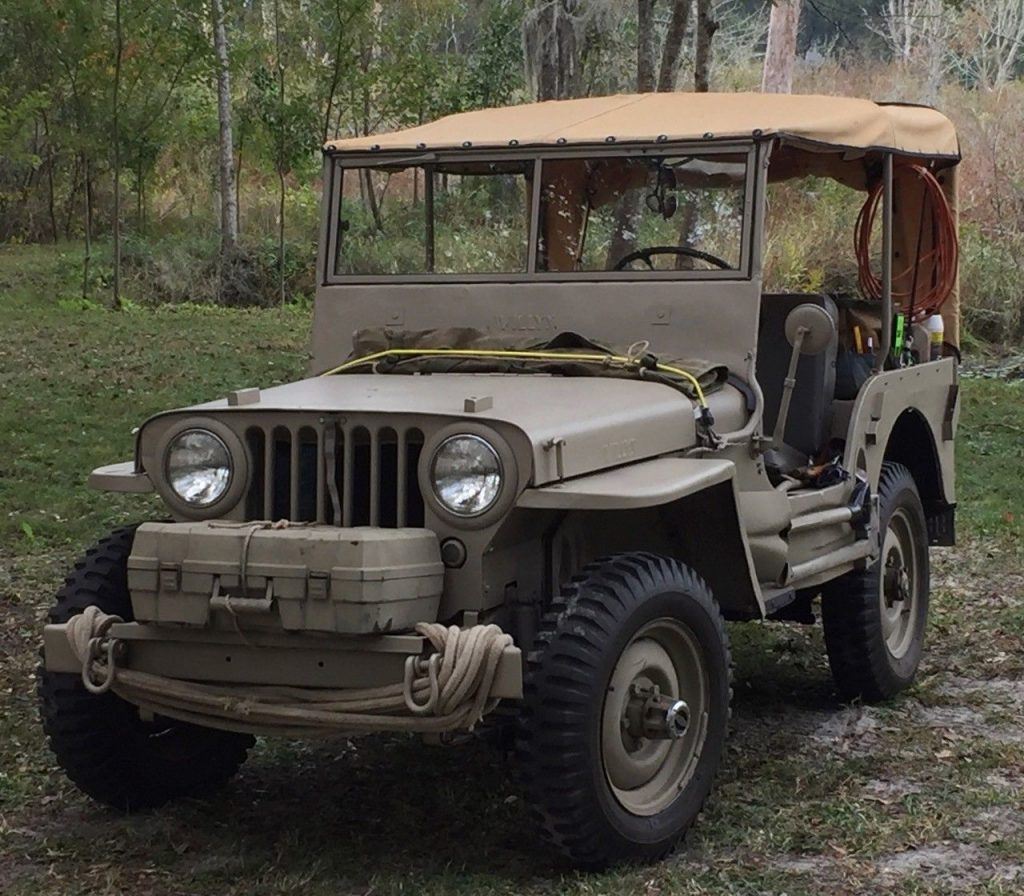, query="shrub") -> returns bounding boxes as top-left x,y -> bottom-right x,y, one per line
959,223 -> 1024,345
120,232 -> 316,307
